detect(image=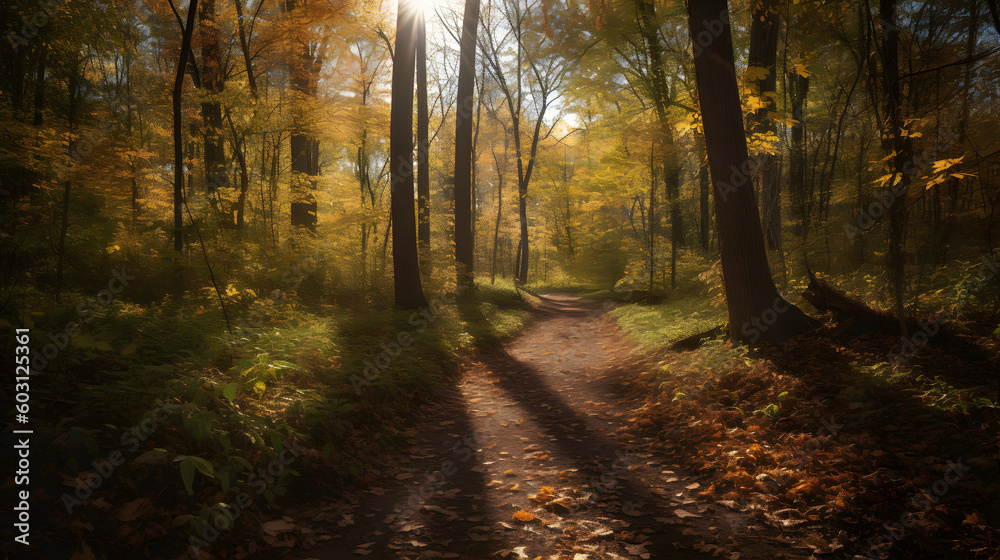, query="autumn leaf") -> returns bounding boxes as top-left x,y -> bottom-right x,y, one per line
512,510 -> 537,522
